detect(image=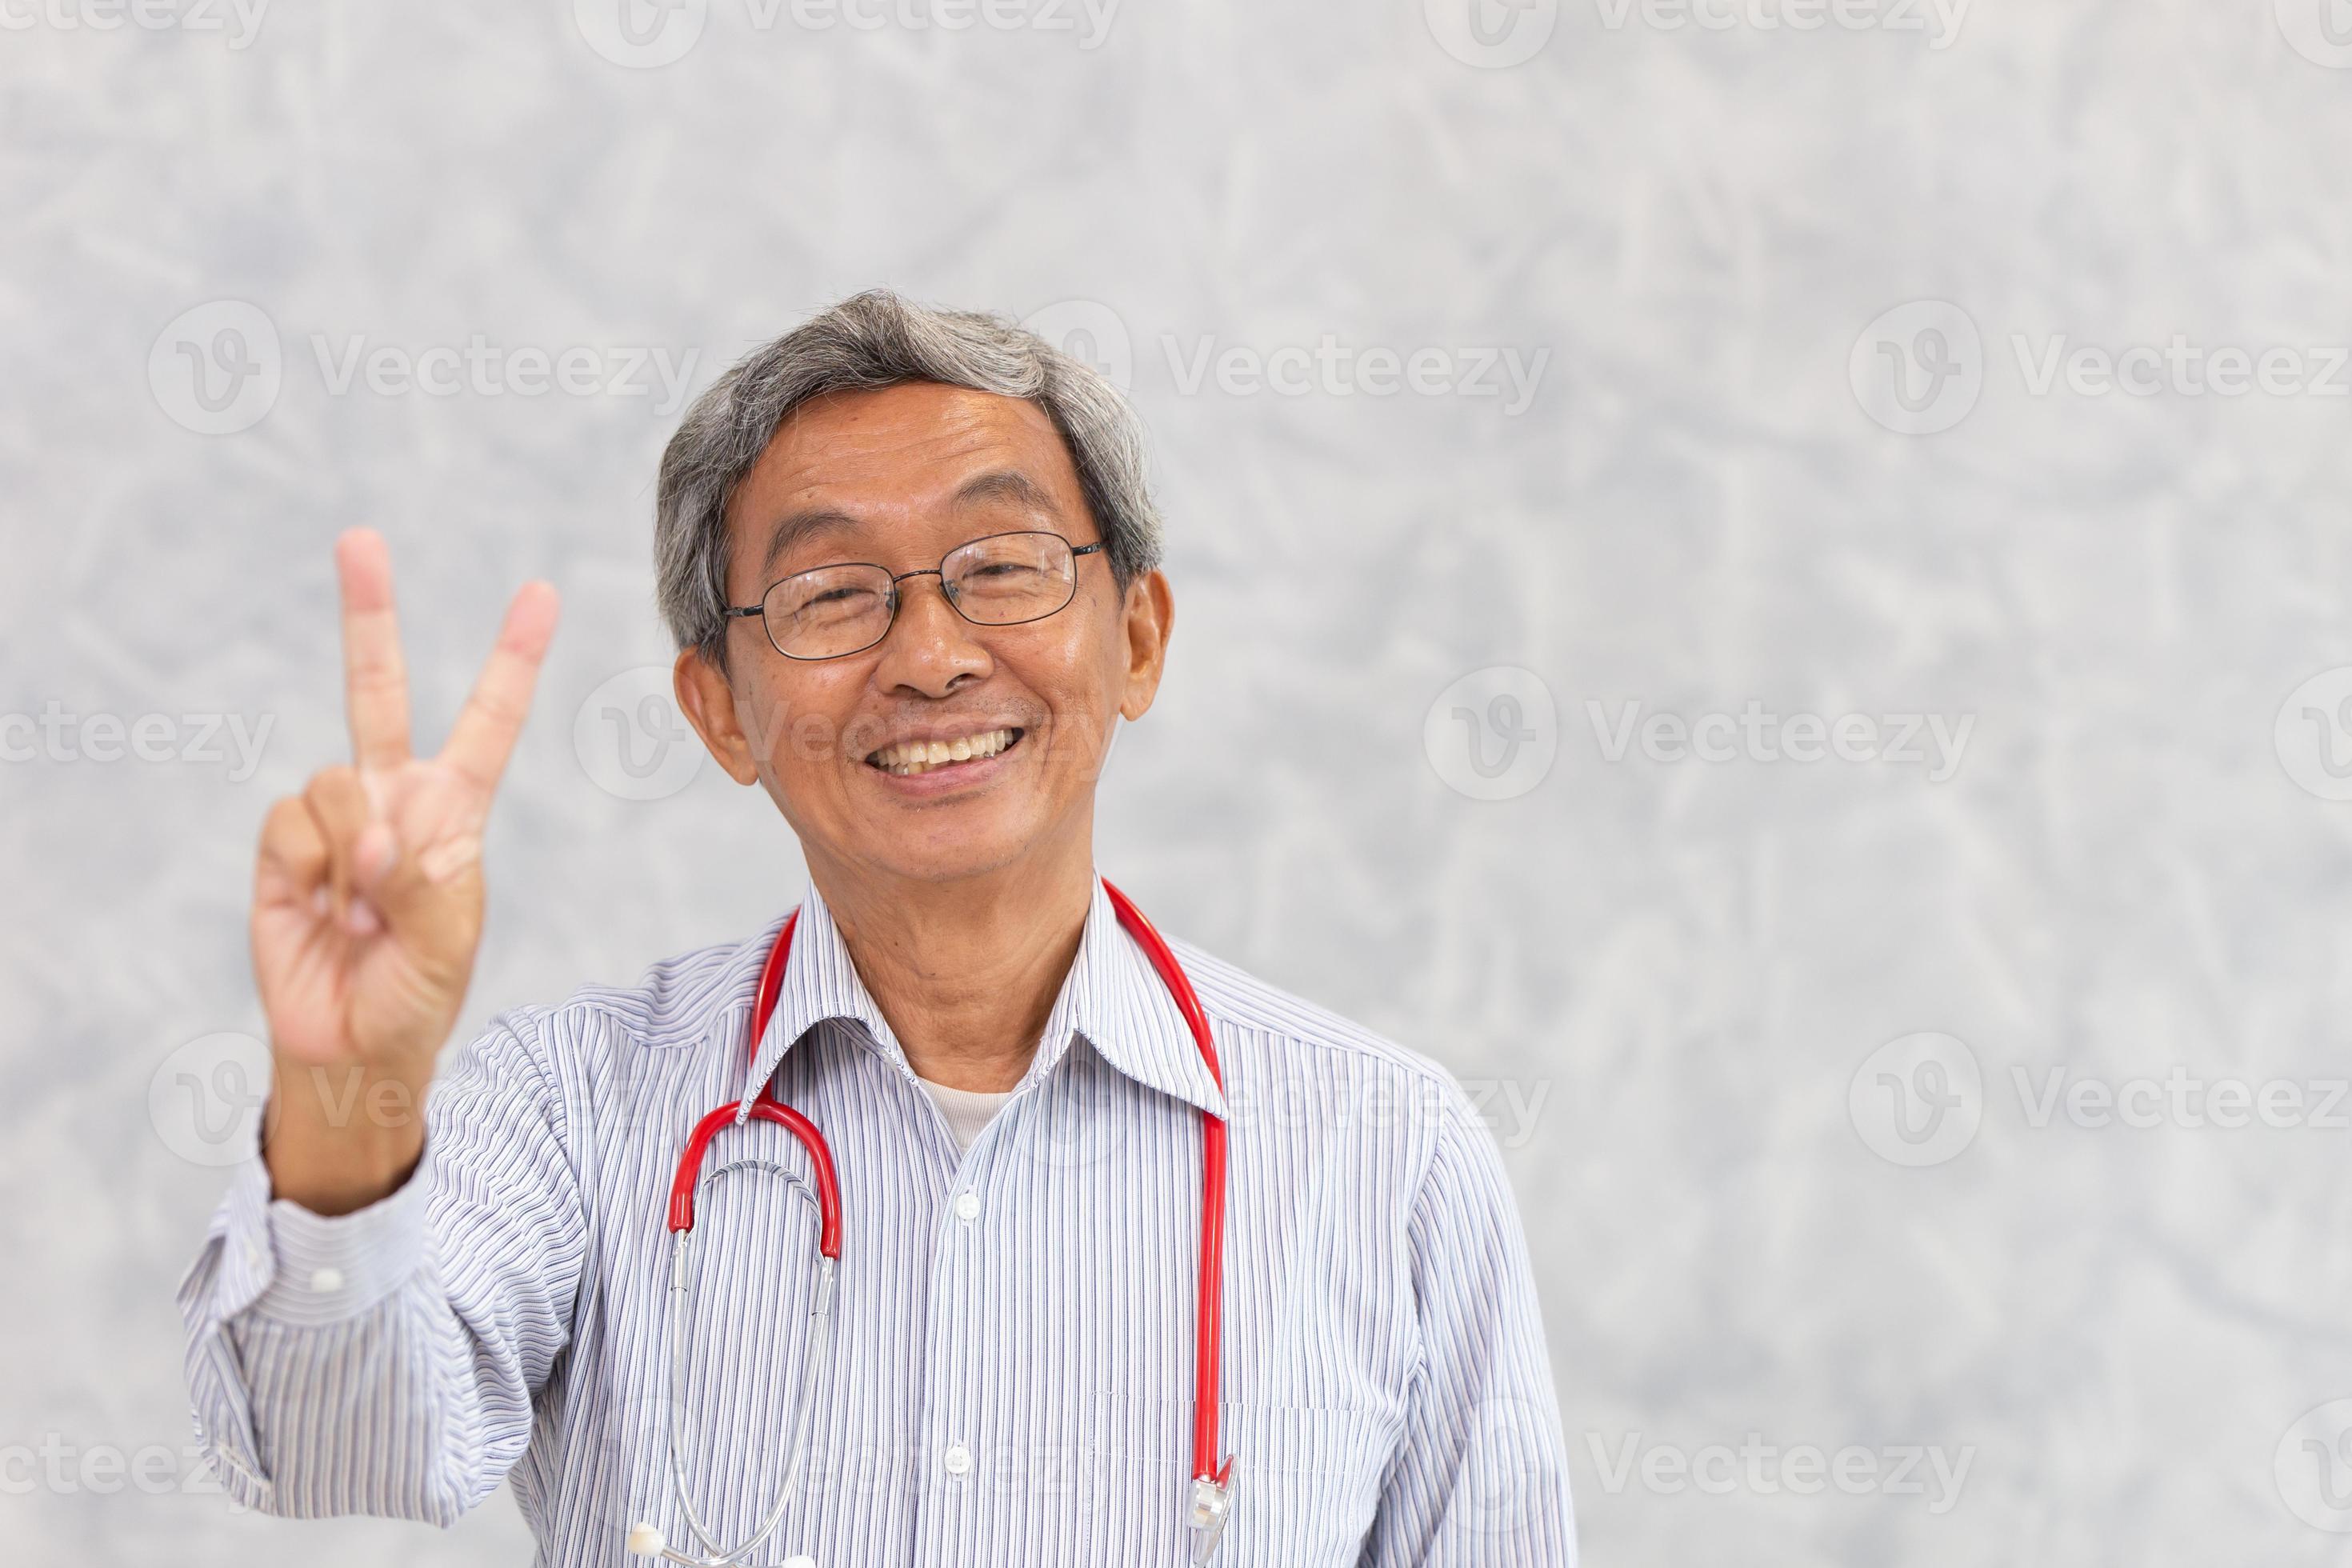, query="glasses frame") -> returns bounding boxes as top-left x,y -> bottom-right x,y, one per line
724,528 -> 1108,662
